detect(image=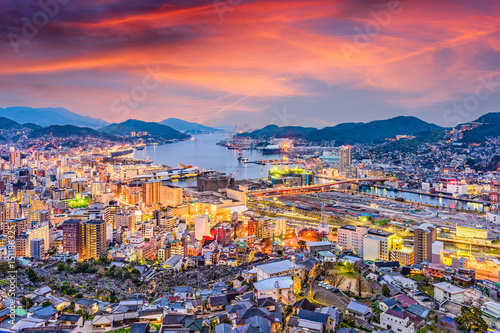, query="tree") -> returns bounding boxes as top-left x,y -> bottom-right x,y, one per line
355,276 -> 365,297
454,306 -> 487,333
20,297 -> 33,309
209,318 -> 218,333
57,263 -> 66,272
297,240 -> 306,250
26,268 -> 39,282
381,283 -> 391,297
327,274 -> 346,288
